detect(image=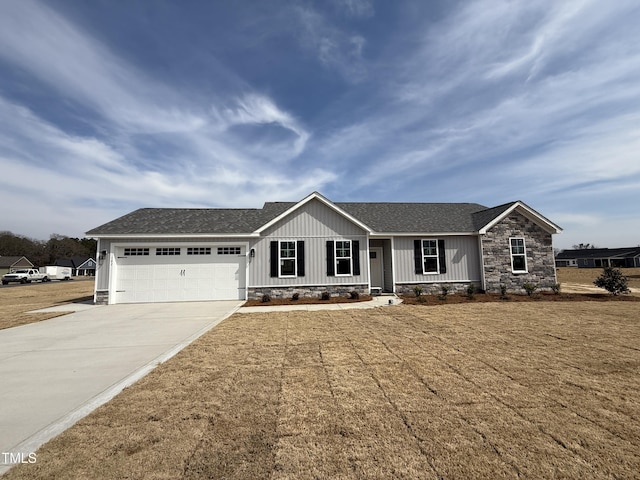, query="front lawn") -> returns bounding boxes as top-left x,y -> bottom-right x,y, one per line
5,302 -> 639,479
